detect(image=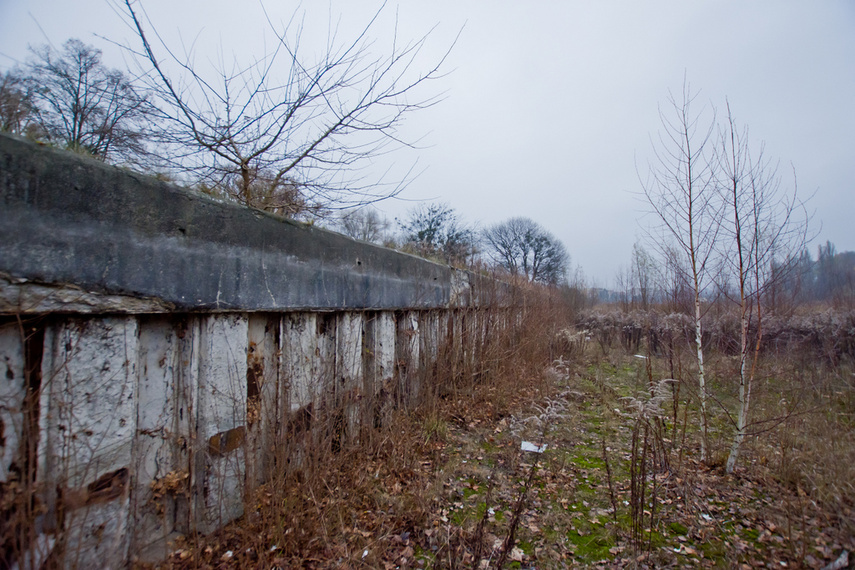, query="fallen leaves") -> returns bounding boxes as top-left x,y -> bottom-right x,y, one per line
140,352 -> 855,570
